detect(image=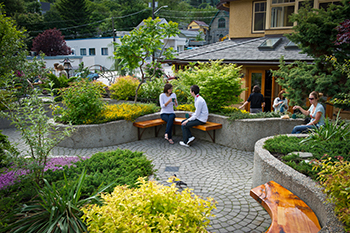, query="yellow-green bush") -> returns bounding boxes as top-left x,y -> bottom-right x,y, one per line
98,103 -> 159,123
0,89 -> 16,110
175,103 -> 195,112
109,76 -> 140,100
82,177 -> 216,232
220,106 -> 249,115
315,157 -> 350,232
